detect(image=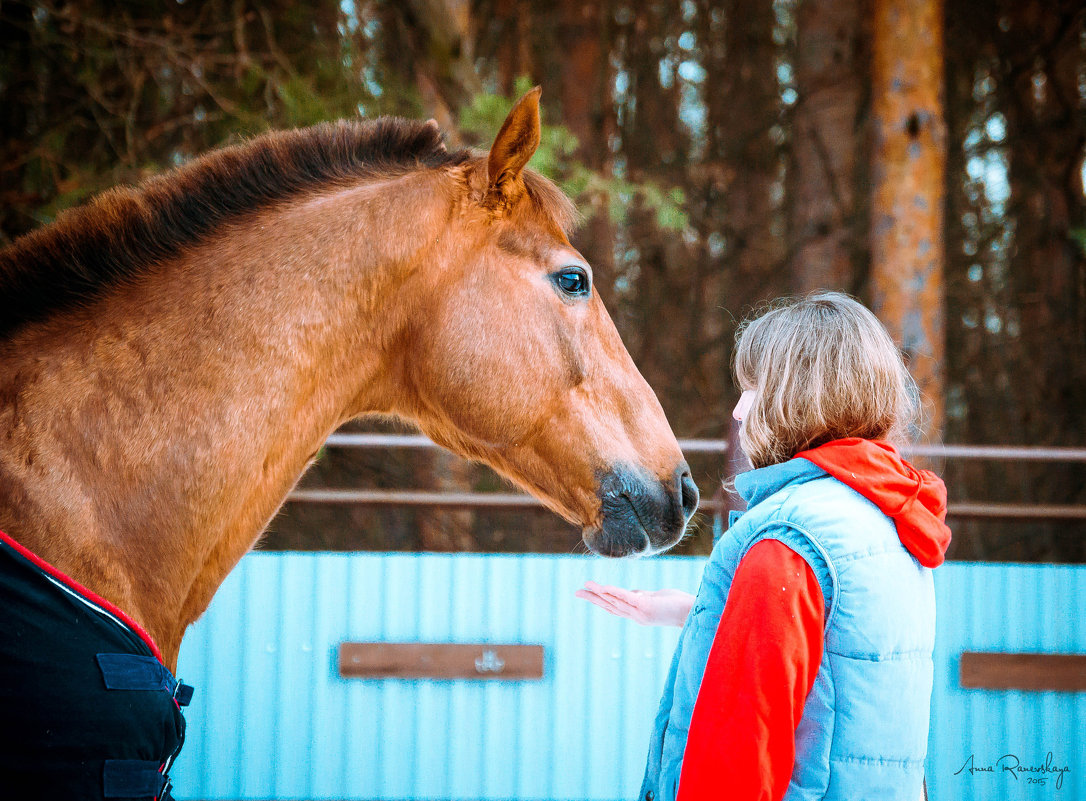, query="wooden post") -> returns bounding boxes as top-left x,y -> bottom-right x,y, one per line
870,0 -> 947,439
